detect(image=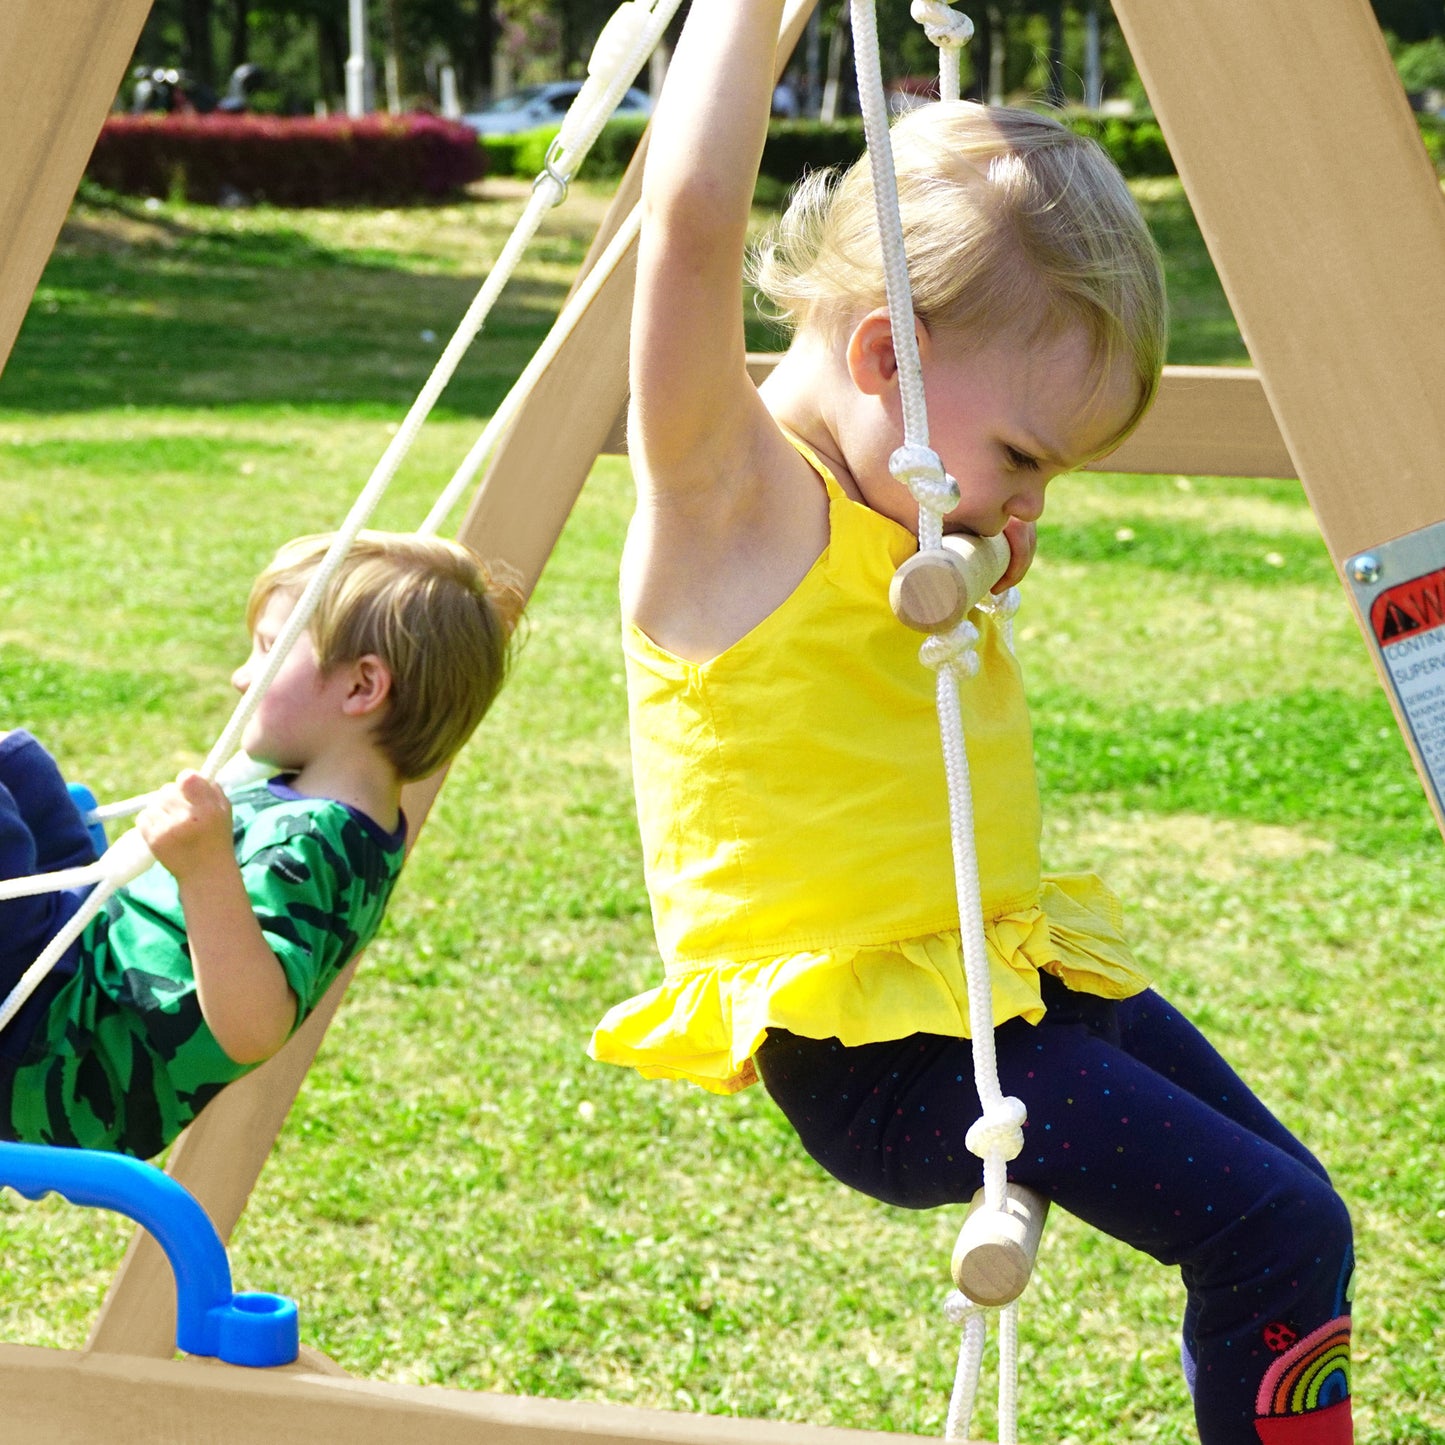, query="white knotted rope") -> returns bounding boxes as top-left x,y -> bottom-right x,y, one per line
0,0 -> 685,1036
850,3 -> 1023,1440
910,0 -> 972,102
